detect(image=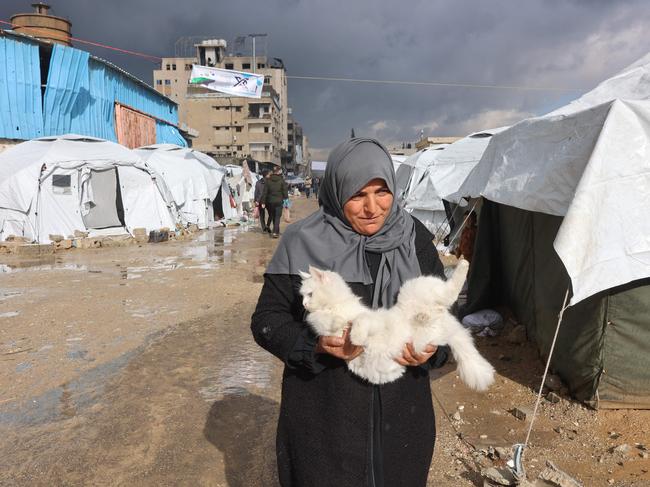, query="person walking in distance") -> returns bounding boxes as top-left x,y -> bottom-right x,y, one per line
304,175 -> 312,198
312,176 -> 319,198
254,170 -> 272,233
261,166 -> 288,238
